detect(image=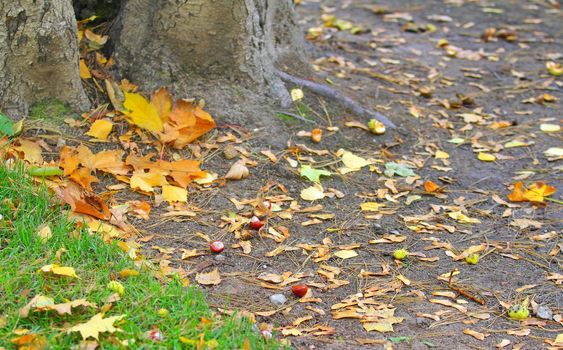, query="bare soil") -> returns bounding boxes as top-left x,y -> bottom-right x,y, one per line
70,1 -> 562,349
